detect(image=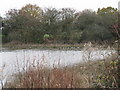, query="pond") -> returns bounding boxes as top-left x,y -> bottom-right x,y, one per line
0,48 -> 115,88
